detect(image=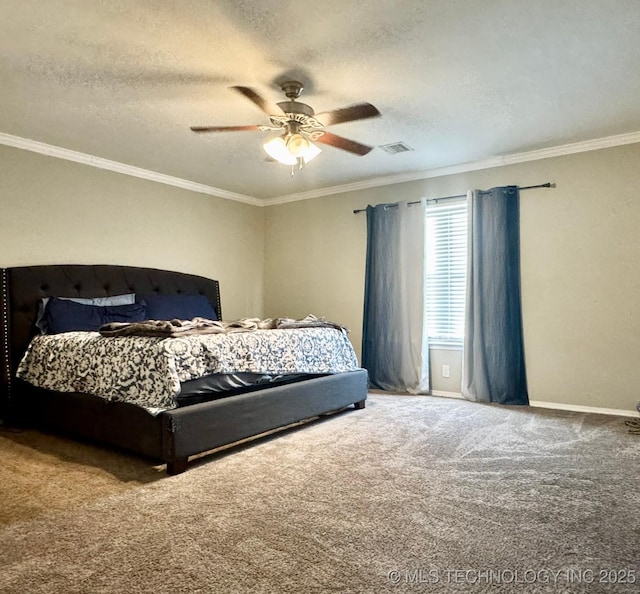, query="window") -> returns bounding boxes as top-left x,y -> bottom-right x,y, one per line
425,199 -> 467,346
